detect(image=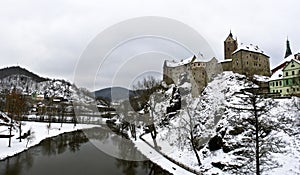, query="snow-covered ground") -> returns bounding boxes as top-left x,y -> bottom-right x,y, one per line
0,121 -> 99,160
133,136 -> 196,175
135,71 -> 300,175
